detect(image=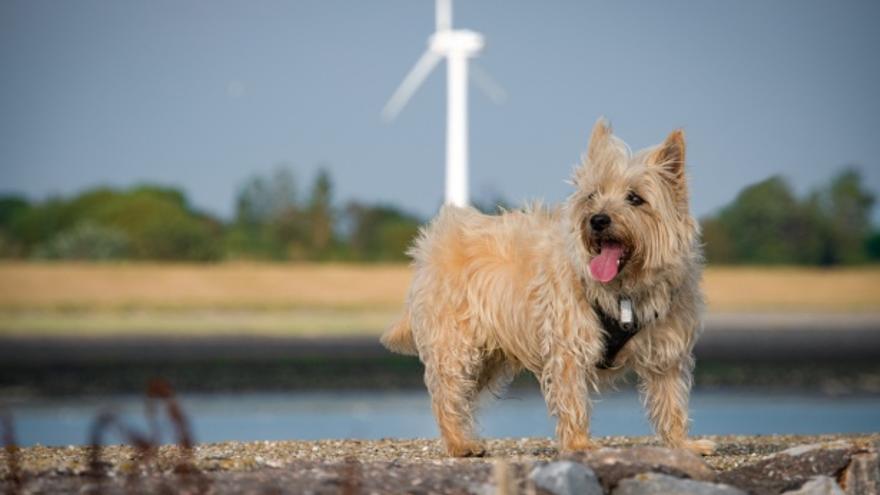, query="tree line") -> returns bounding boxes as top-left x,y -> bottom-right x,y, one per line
0,166 -> 877,264
0,168 -> 422,262
702,168 -> 877,265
